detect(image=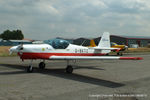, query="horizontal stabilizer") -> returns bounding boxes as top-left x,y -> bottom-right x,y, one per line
90,47 -> 121,51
